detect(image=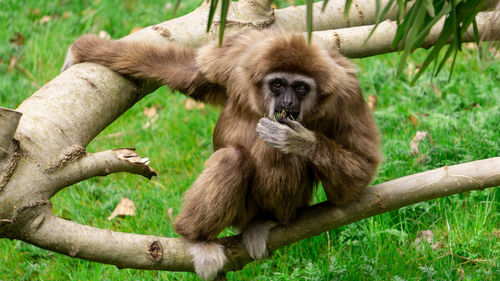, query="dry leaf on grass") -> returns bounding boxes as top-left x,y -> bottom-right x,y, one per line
413,230 -> 444,251
39,15 -> 52,24
8,57 -> 18,72
432,84 -> 442,98
98,30 -> 111,40
408,114 -> 419,127
108,197 -> 136,220
29,8 -> 41,16
410,131 -> 428,155
184,98 -> 205,110
62,11 -> 72,20
167,207 -> 174,221
9,32 -> 26,46
367,94 -> 377,111
143,104 -> 162,129
143,105 -> 162,118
